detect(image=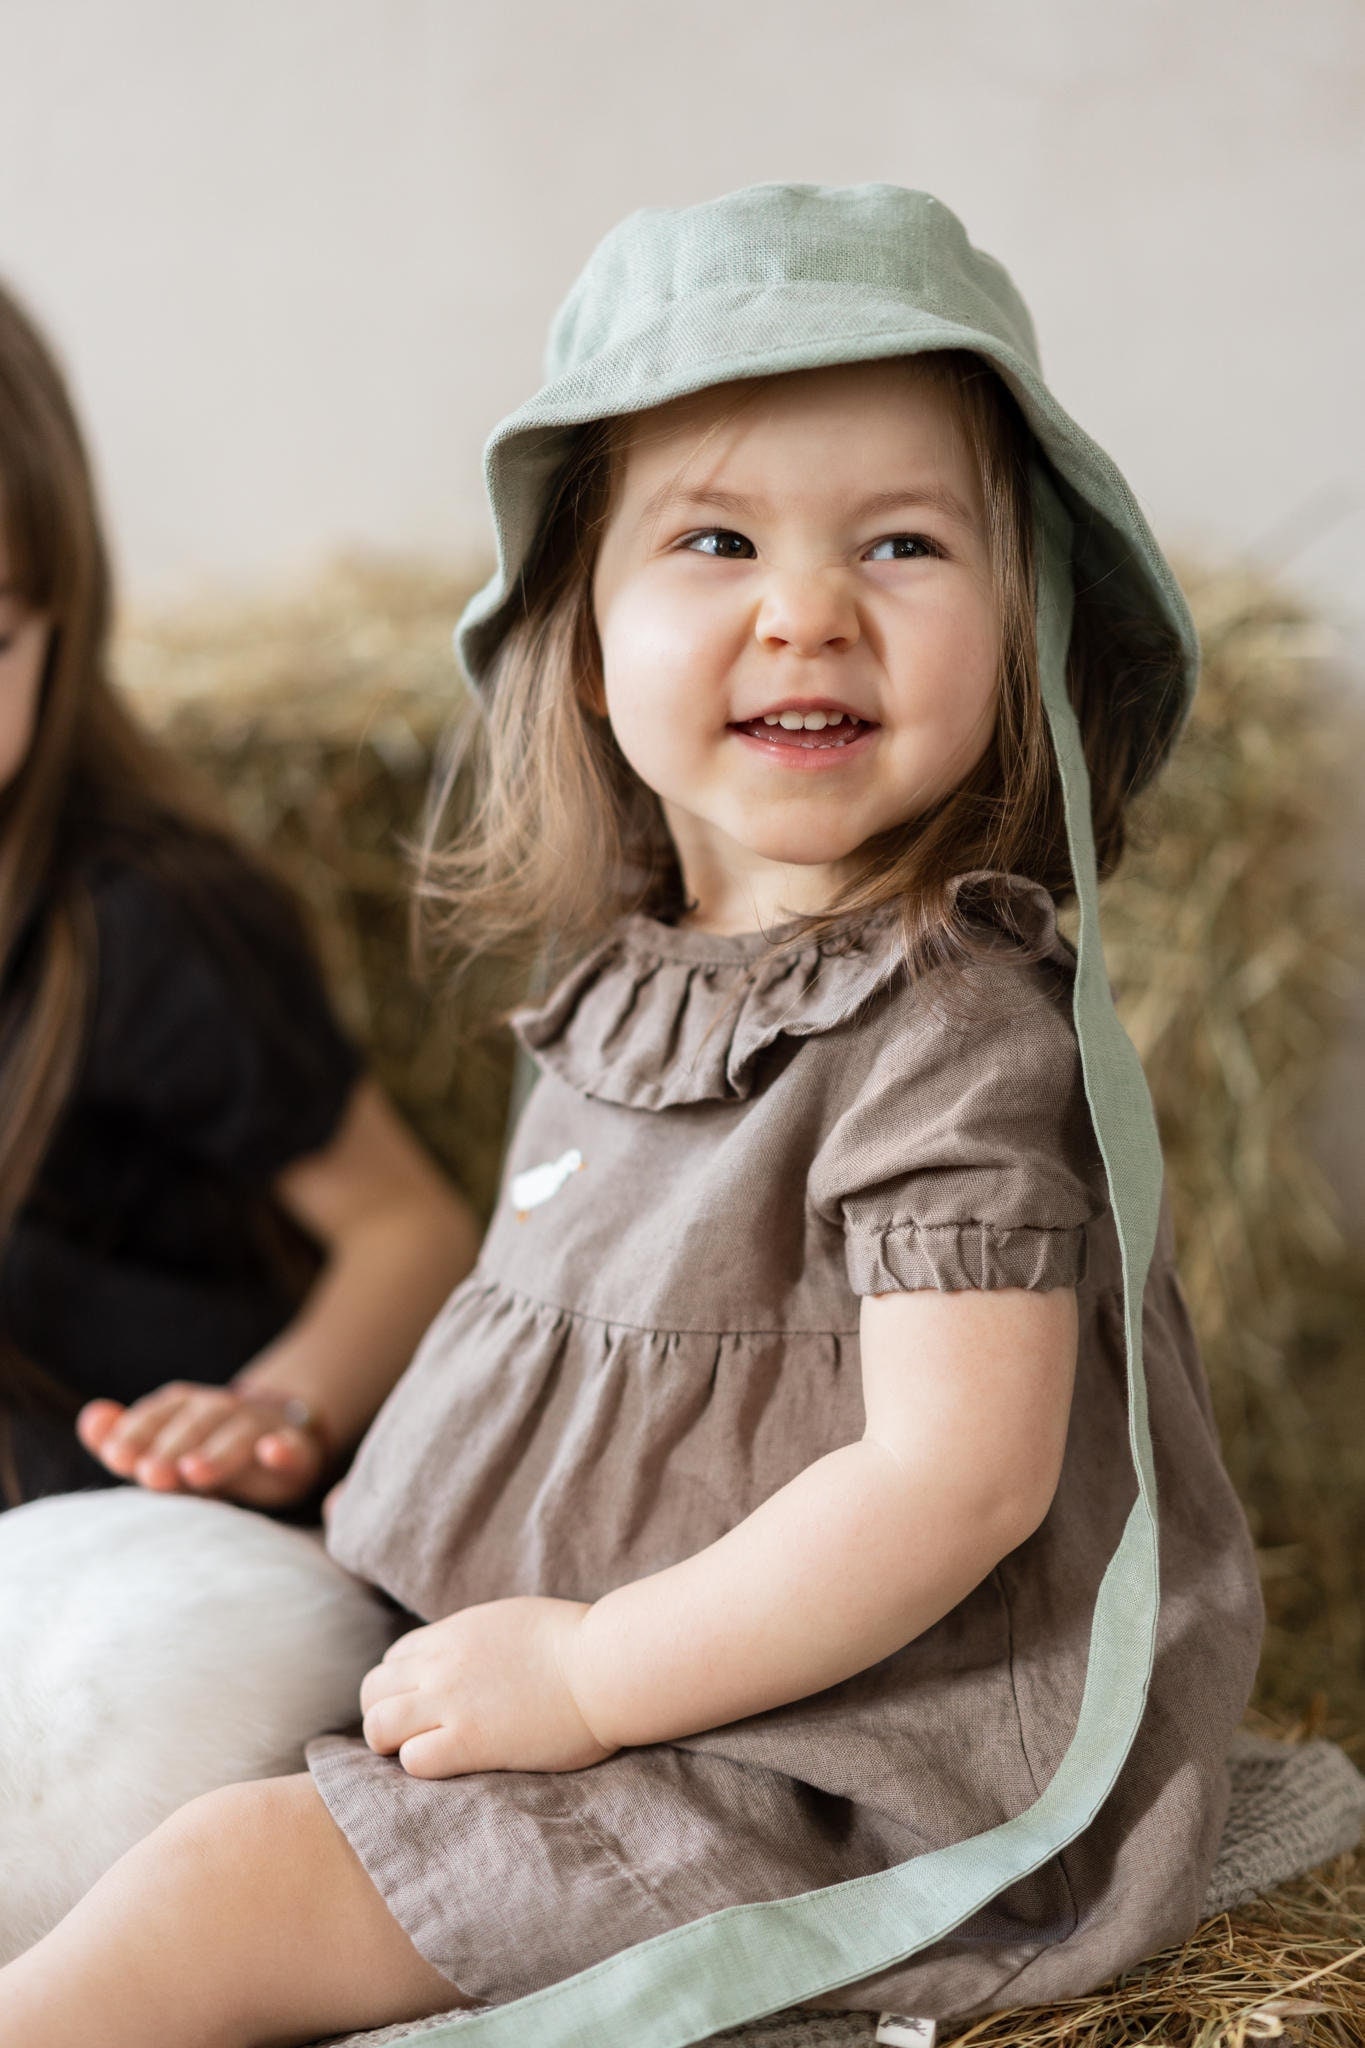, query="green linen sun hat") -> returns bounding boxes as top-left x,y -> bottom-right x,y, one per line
415,184 -> 1191,2048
